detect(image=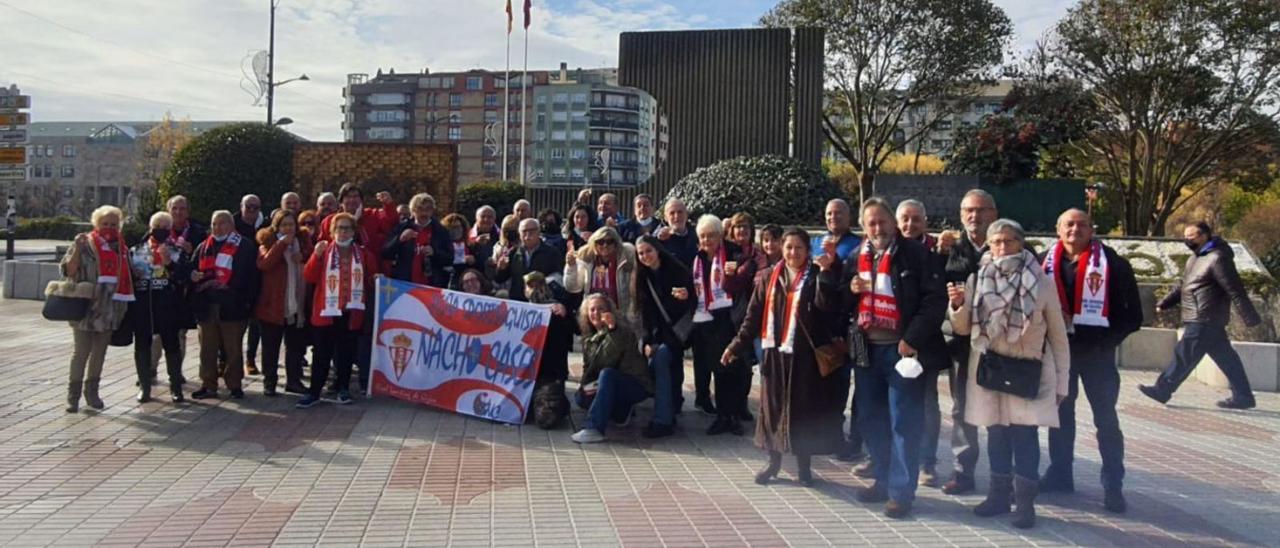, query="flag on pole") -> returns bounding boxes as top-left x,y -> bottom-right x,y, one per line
524,0 -> 532,29
506,0 -> 513,34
